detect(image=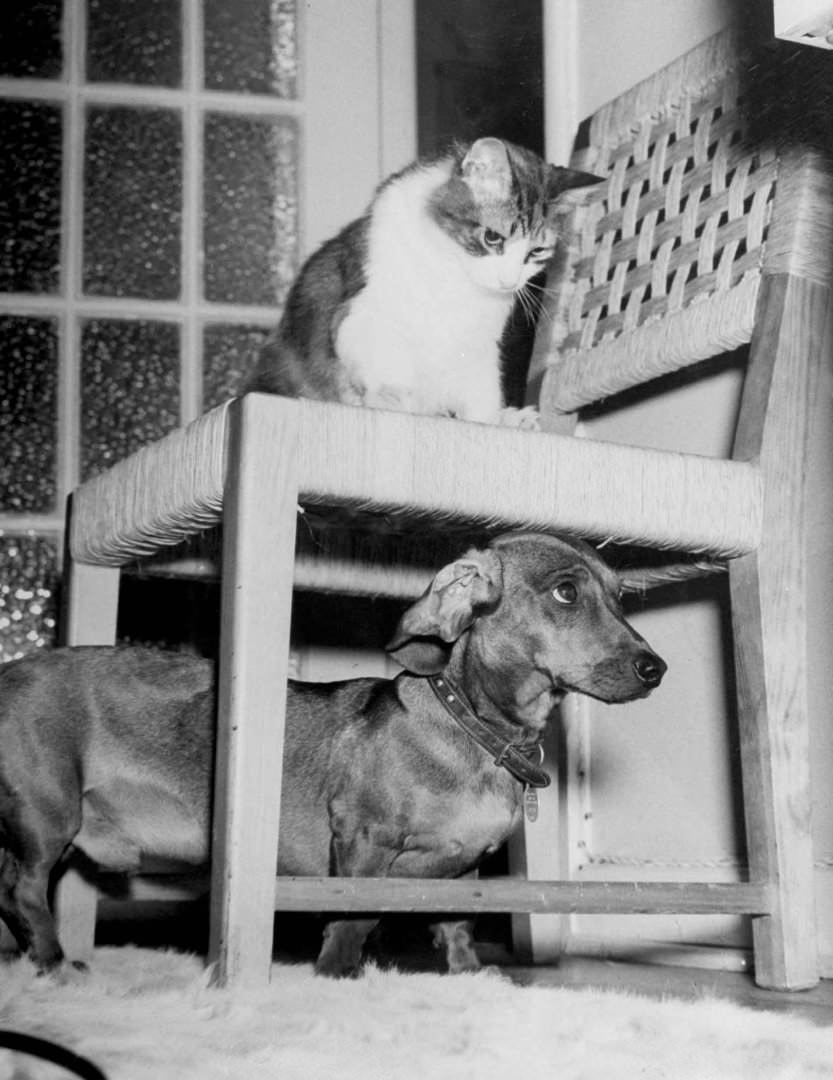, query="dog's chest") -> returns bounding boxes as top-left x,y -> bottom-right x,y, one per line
437,788 -> 521,860
391,781 -> 522,876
